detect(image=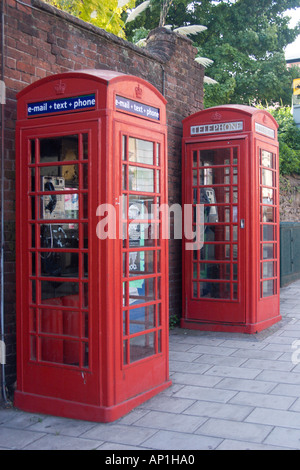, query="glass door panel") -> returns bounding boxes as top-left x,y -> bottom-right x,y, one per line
122,135 -> 162,365
186,141 -> 246,324
28,133 -> 89,369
